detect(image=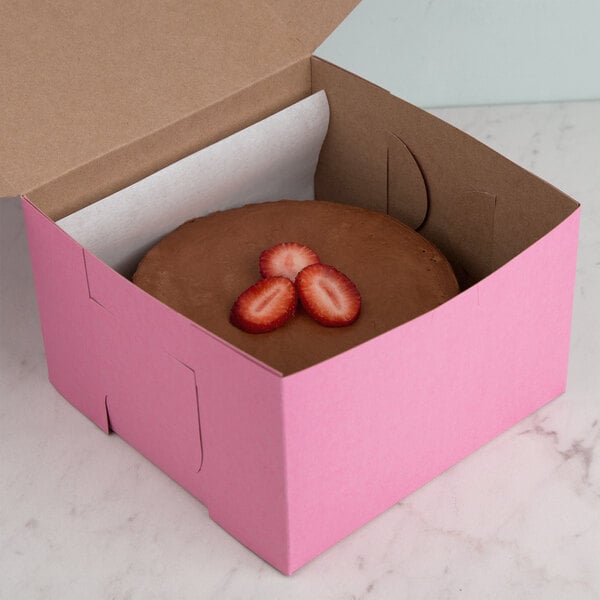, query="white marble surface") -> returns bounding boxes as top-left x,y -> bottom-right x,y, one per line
1,100 -> 599,599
